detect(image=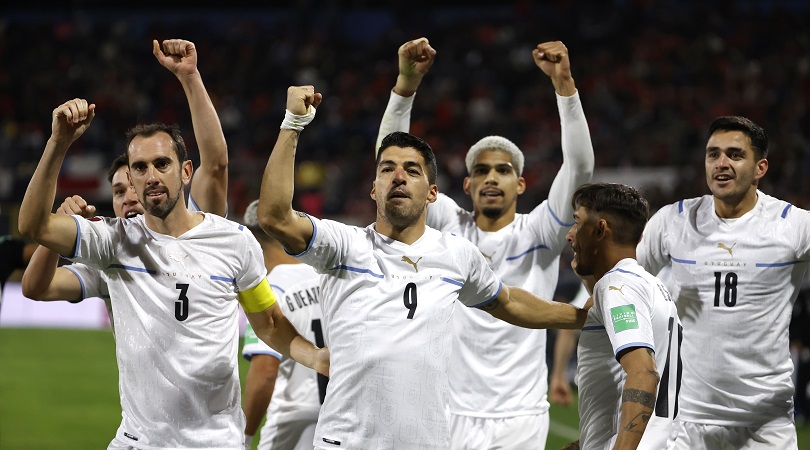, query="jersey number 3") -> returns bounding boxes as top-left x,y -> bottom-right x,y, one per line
175,283 -> 190,321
